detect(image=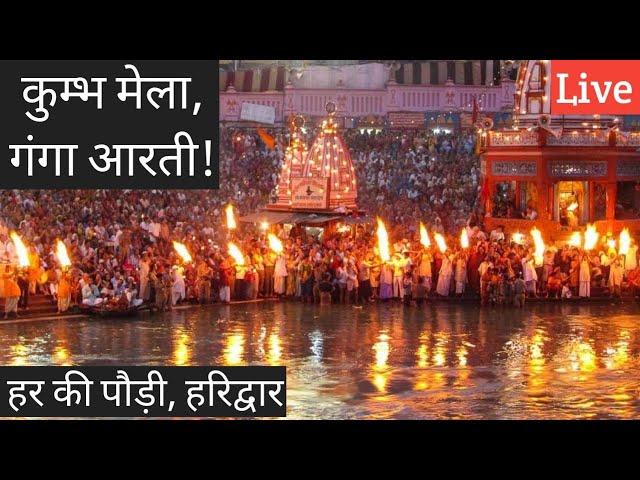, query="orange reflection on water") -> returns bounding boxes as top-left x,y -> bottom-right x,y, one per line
529,330 -> 546,374
268,333 -> 282,365
53,345 -> 71,365
224,333 -> 245,365
432,332 -> 449,367
456,344 -> 468,367
10,344 -> 29,366
372,333 -> 390,392
570,340 -> 597,373
173,331 -> 192,366
603,330 -> 630,370
416,330 -> 429,368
